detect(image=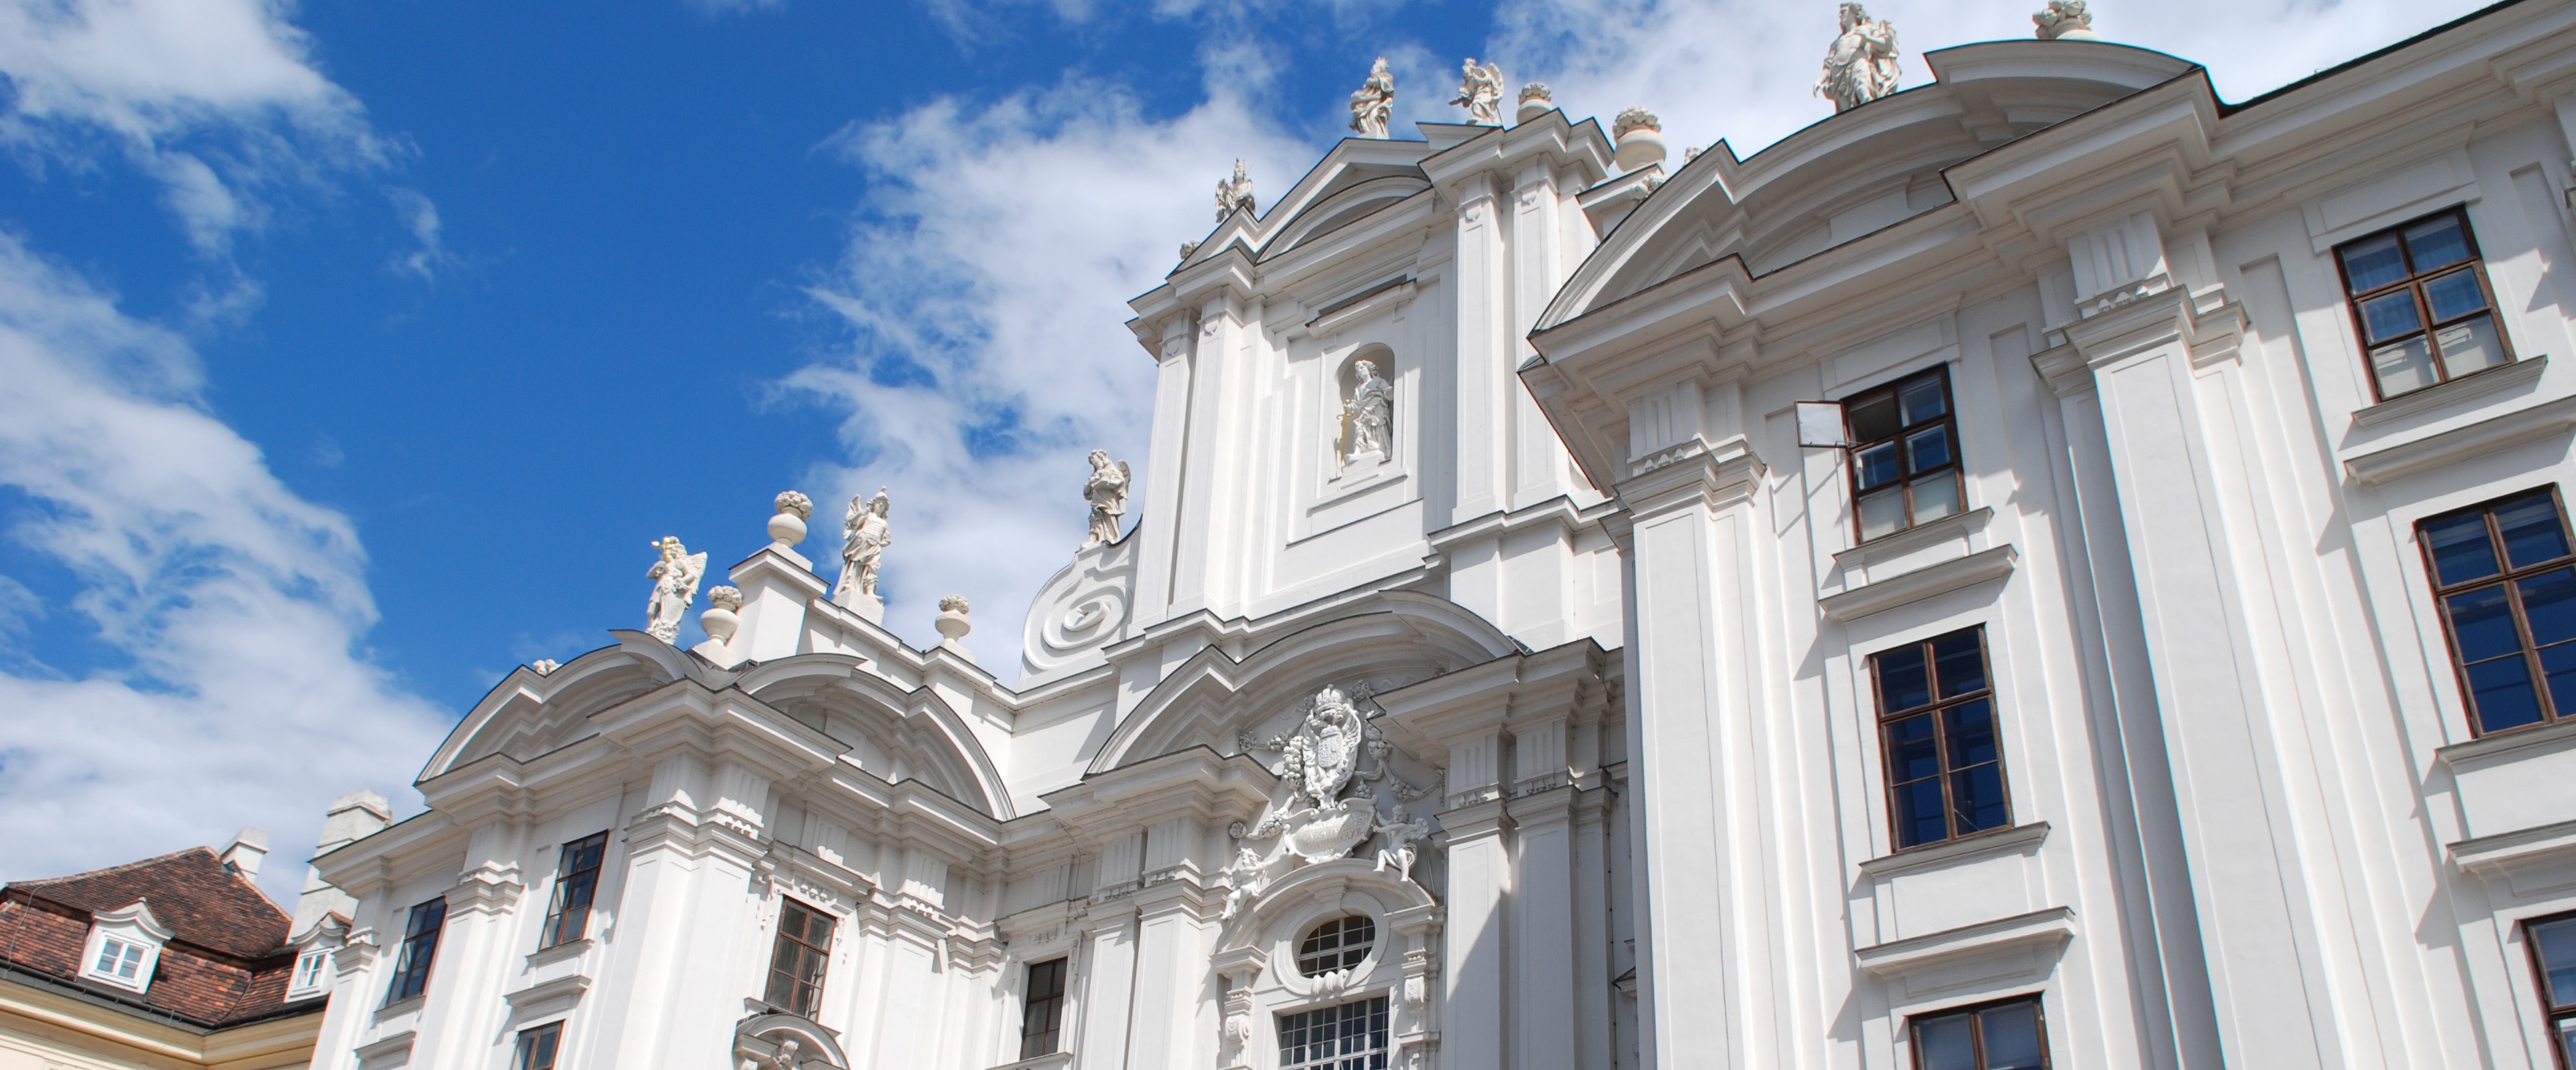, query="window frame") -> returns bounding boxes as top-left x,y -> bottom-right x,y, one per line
762,898 -> 834,1019
2332,204 -> 2515,402
2525,910 -> 2576,1070
538,831 -> 609,949
285,946 -> 332,1000
1871,626 -> 2013,851
1277,994 -> 1392,1070
1841,365 -> 1967,544
1295,915 -> 1377,978
1019,957 -> 1069,1060
513,1021 -> 563,1070
2418,486 -> 2576,736
383,896 -> 446,1006
80,933 -> 154,993
1906,994 -> 2051,1070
